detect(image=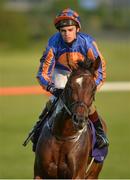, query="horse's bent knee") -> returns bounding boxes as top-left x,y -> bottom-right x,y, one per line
48,162 -> 58,177
34,175 -> 42,179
